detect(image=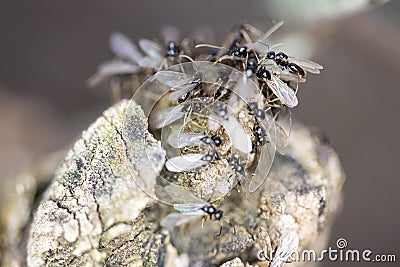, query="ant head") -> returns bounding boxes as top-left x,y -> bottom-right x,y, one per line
267,51 -> 275,59
248,102 -> 258,111
234,164 -> 245,174
229,155 -> 239,166
256,66 -> 271,81
211,135 -> 222,147
166,41 -> 180,57
214,210 -> 223,221
201,154 -> 214,162
275,52 -> 288,60
202,205 -> 216,215
200,136 -> 213,145
238,46 -> 248,56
